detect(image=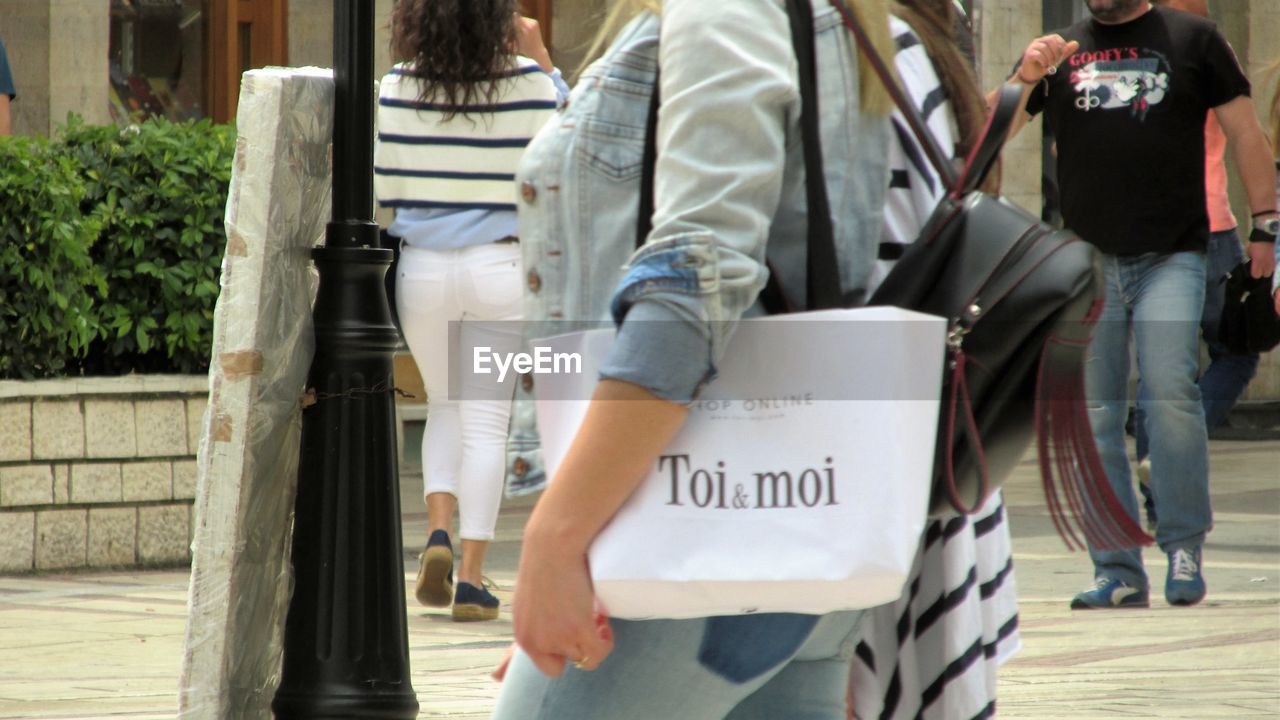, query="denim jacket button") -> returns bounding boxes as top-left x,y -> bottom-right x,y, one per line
521,181 -> 538,203
527,269 -> 542,293
522,373 -> 534,392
